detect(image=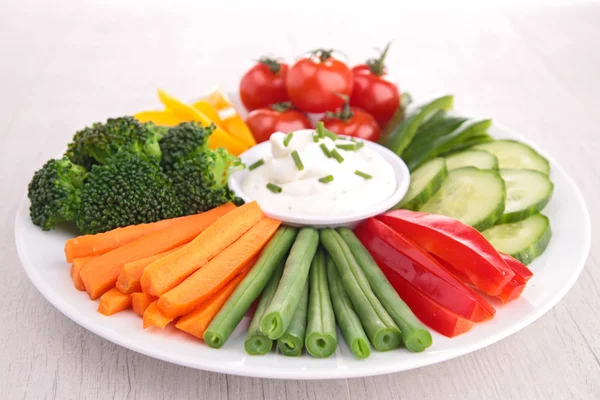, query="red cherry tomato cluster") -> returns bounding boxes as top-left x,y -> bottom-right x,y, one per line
239,45 -> 400,143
